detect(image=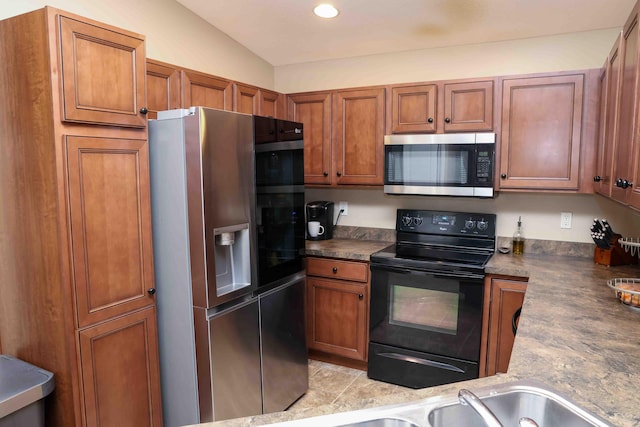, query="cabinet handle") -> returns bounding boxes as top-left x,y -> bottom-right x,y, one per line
323,171 -> 328,177
512,307 -> 522,335
358,293 -> 363,300
444,117 -> 451,123
332,267 -> 338,273
427,117 -> 433,123
593,176 -> 602,182
616,178 -> 633,189
501,173 -> 507,179
337,171 -> 342,177
147,288 -> 156,295
139,107 -> 148,115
